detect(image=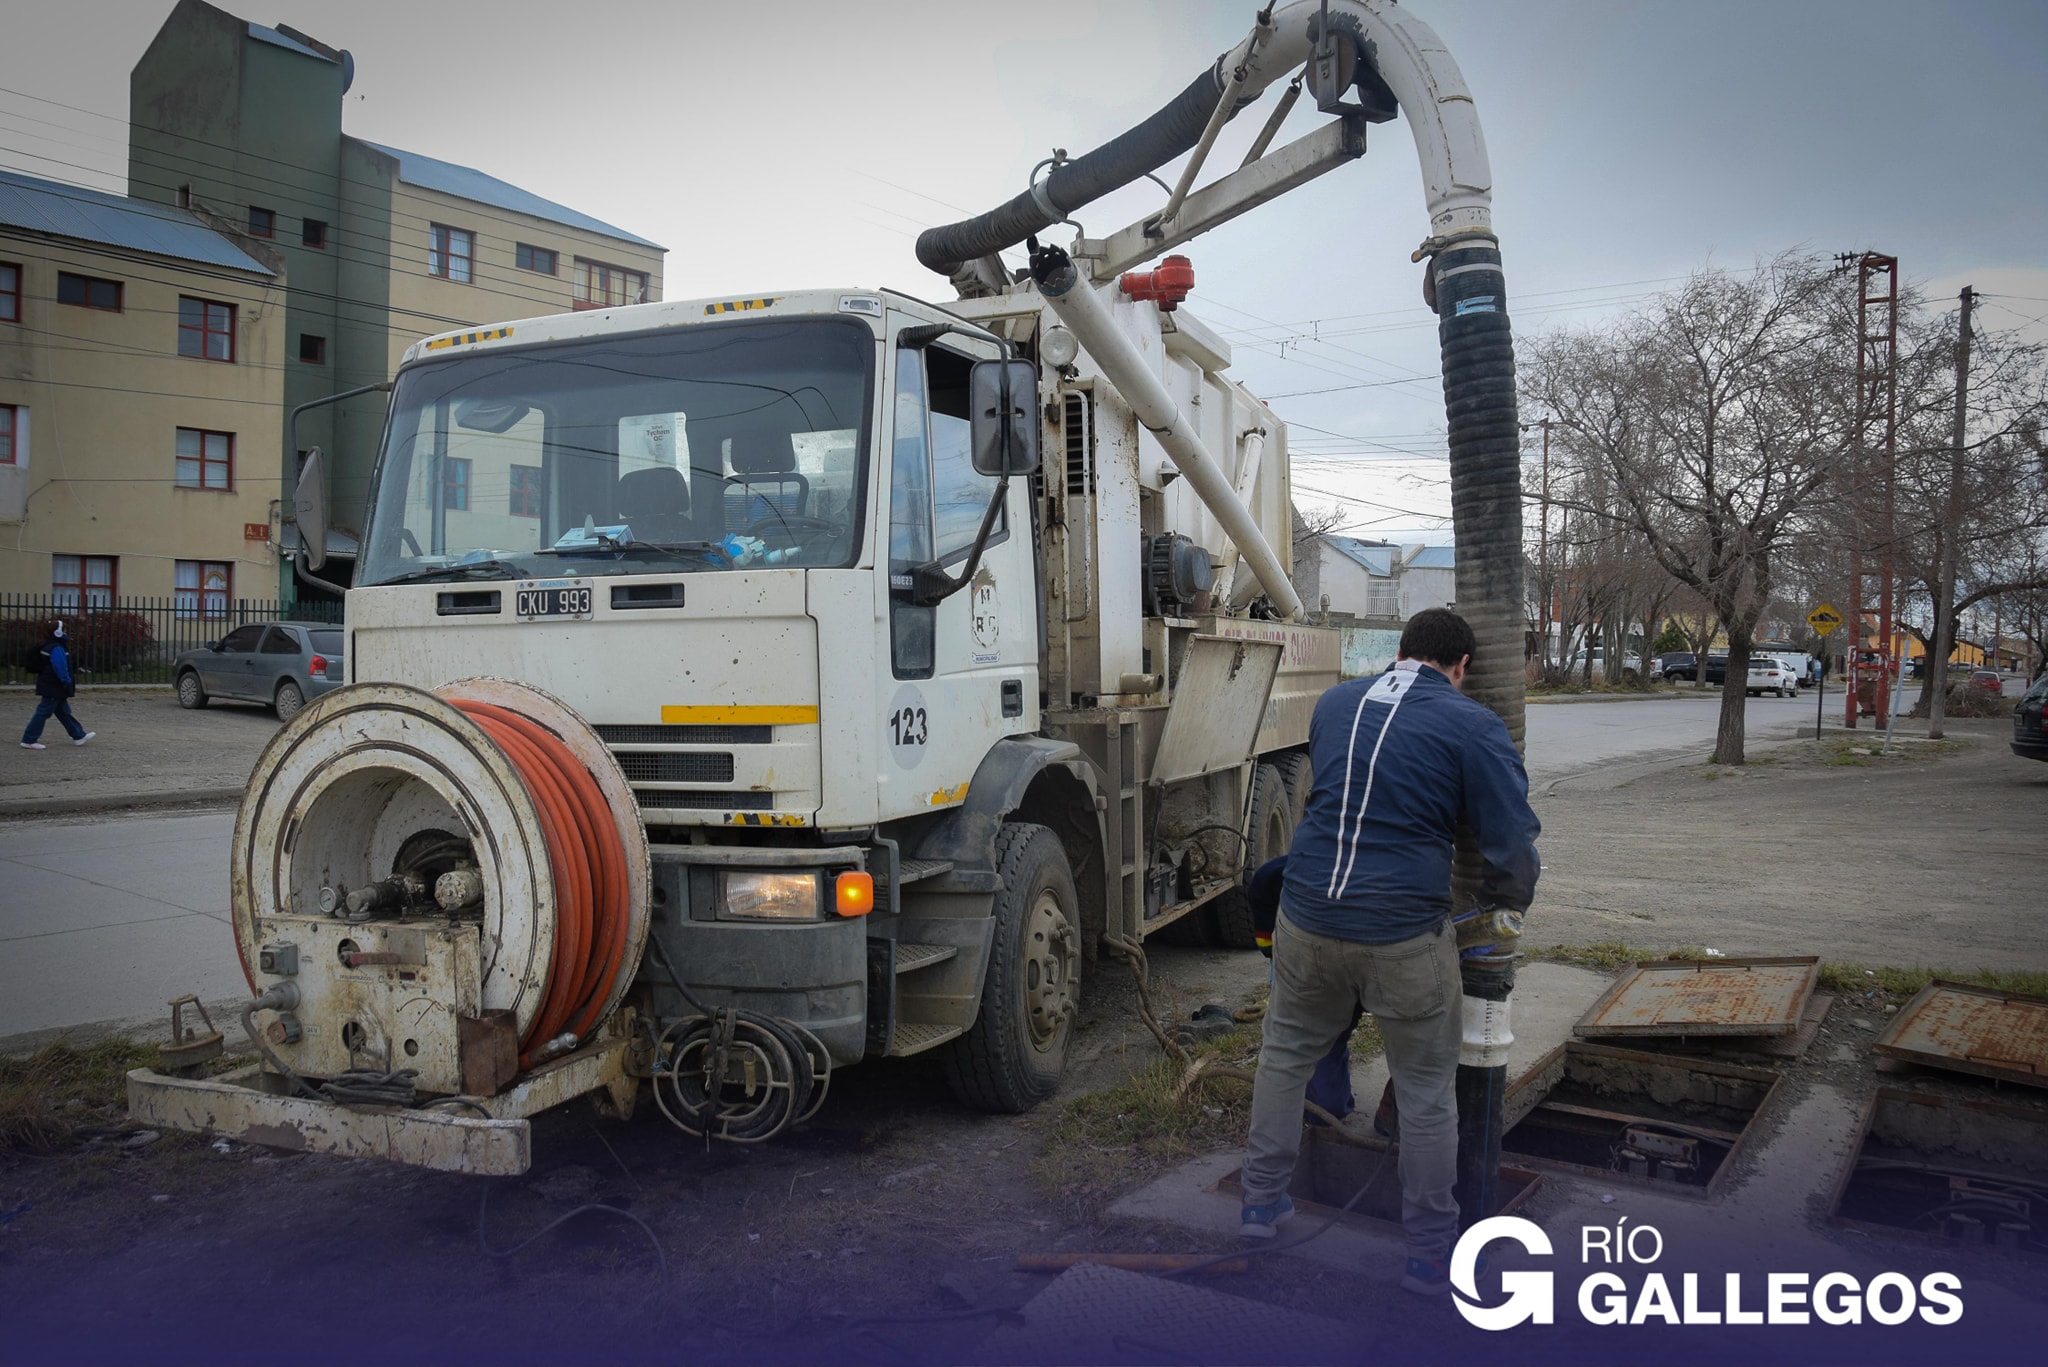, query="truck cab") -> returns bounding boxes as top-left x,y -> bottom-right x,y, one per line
315,280 -> 1330,1126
